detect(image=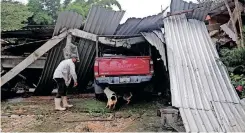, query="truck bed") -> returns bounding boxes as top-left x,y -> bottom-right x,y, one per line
95,56 -> 151,76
